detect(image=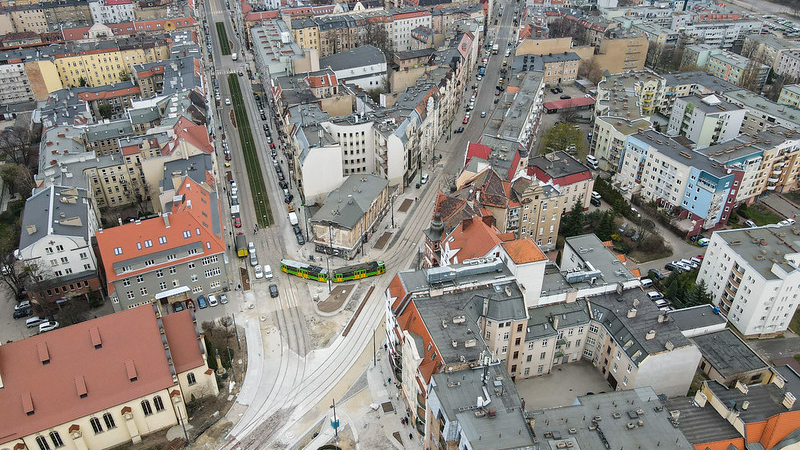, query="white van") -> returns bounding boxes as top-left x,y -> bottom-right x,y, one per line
26,316 -> 47,328
647,291 -> 664,300
264,264 -> 273,280
640,278 -> 653,288
586,155 -> 599,170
